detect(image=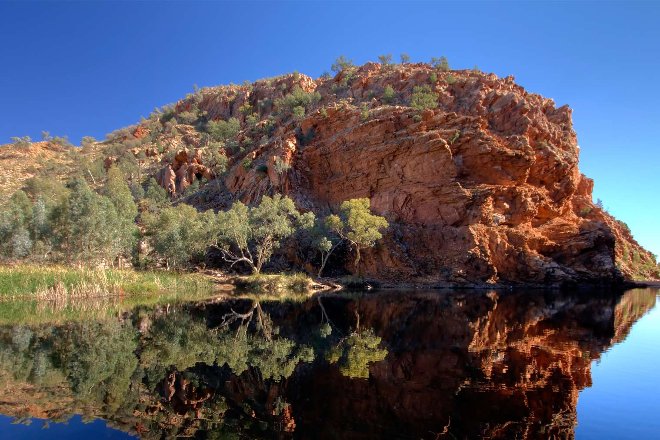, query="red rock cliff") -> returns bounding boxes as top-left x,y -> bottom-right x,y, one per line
171,63 -> 655,285
5,62 -> 655,284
